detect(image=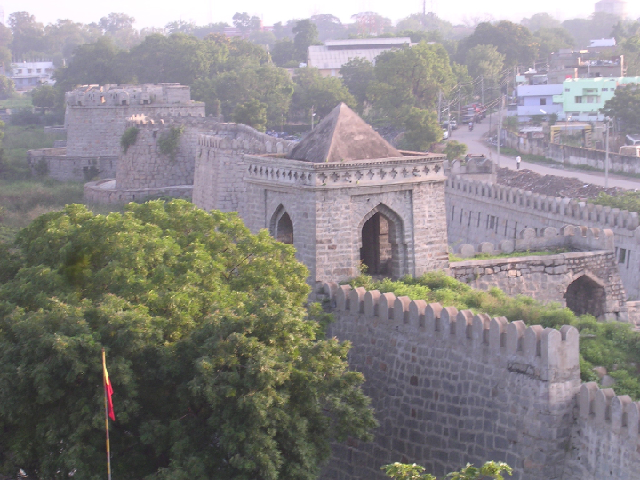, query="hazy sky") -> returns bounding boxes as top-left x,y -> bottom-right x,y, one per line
1,0 -> 639,30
